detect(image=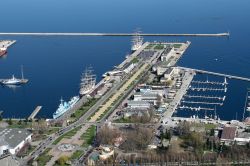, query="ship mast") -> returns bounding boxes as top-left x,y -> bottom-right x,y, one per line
80,66 -> 96,96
